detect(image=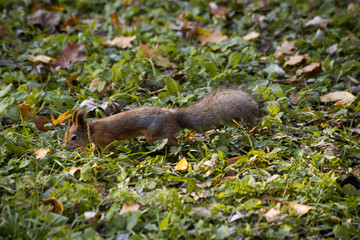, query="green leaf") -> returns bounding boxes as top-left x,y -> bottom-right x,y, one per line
165,77 -> 180,93
342,184 -> 357,196
159,215 -> 170,231
0,84 -> 13,98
